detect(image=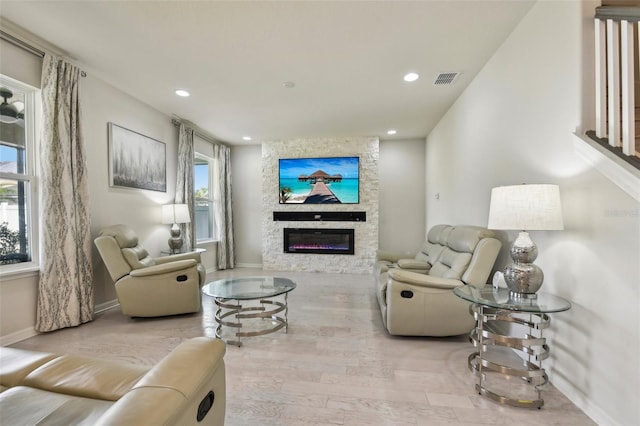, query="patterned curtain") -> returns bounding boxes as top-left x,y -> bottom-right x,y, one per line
36,54 -> 93,332
213,143 -> 234,269
176,124 -> 195,250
